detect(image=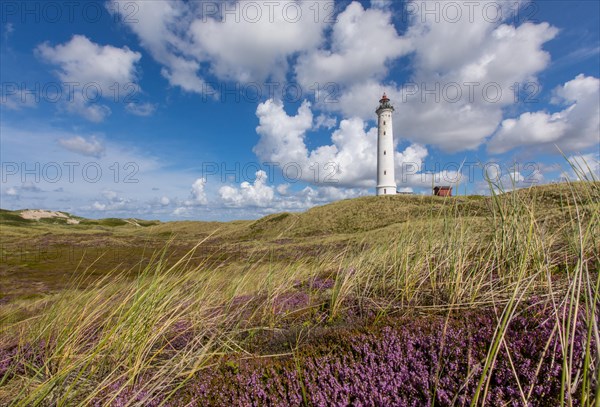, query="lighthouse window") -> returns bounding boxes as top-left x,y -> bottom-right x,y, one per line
384,171 -> 387,175
383,121 -> 386,125
384,131 -> 386,135
384,151 -> 386,155
384,189 -> 387,194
